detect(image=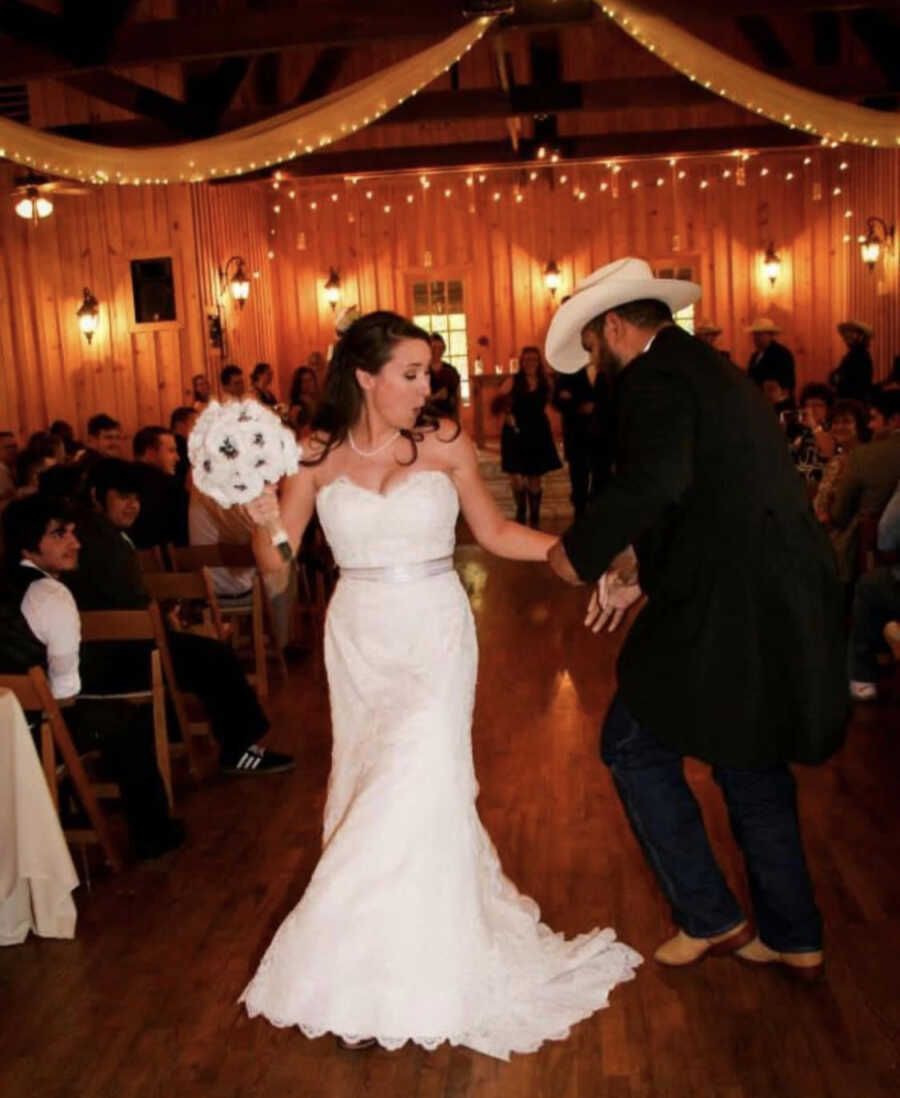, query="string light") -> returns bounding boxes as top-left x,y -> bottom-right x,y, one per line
492,191 -> 501,201
383,203 -> 391,212
309,201 -> 317,210
444,187 -> 452,197
407,194 -> 414,203
331,193 -> 338,202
